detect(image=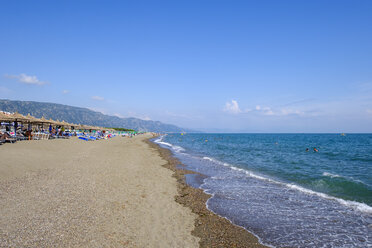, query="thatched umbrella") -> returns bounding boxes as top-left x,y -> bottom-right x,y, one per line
0,112 -> 13,122
48,118 -> 59,126
9,112 -> 31,134
11,112 -> 30,122
76,124 -> 84,130
38,116 -> 51,124
90,125 -> 99,130
33,116 -> 53,132
71,123 -> 80,129
87,125 -> 96,130
24,114 -> 39,131
81,125 -> 90,130
25,114 -> 42,124
60,120 -> 73,129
